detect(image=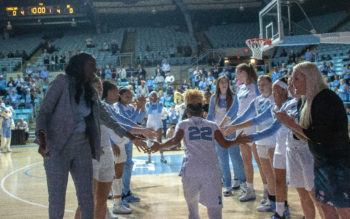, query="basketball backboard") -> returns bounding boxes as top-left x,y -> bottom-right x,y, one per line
259,0 -> 284,51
